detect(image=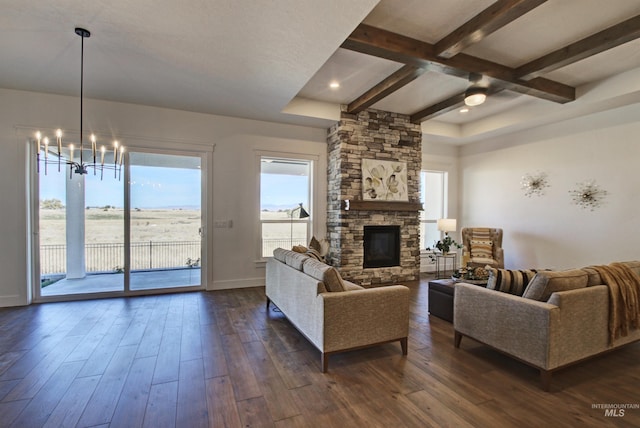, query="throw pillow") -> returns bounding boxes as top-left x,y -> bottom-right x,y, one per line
470,239 -> 493,259
322,267 -> 346,292
486,267 -> 538,297
292,245 -> 307,254
306,248 -> 324,262
522,269 -> 588,301
309,236 -> 322,253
